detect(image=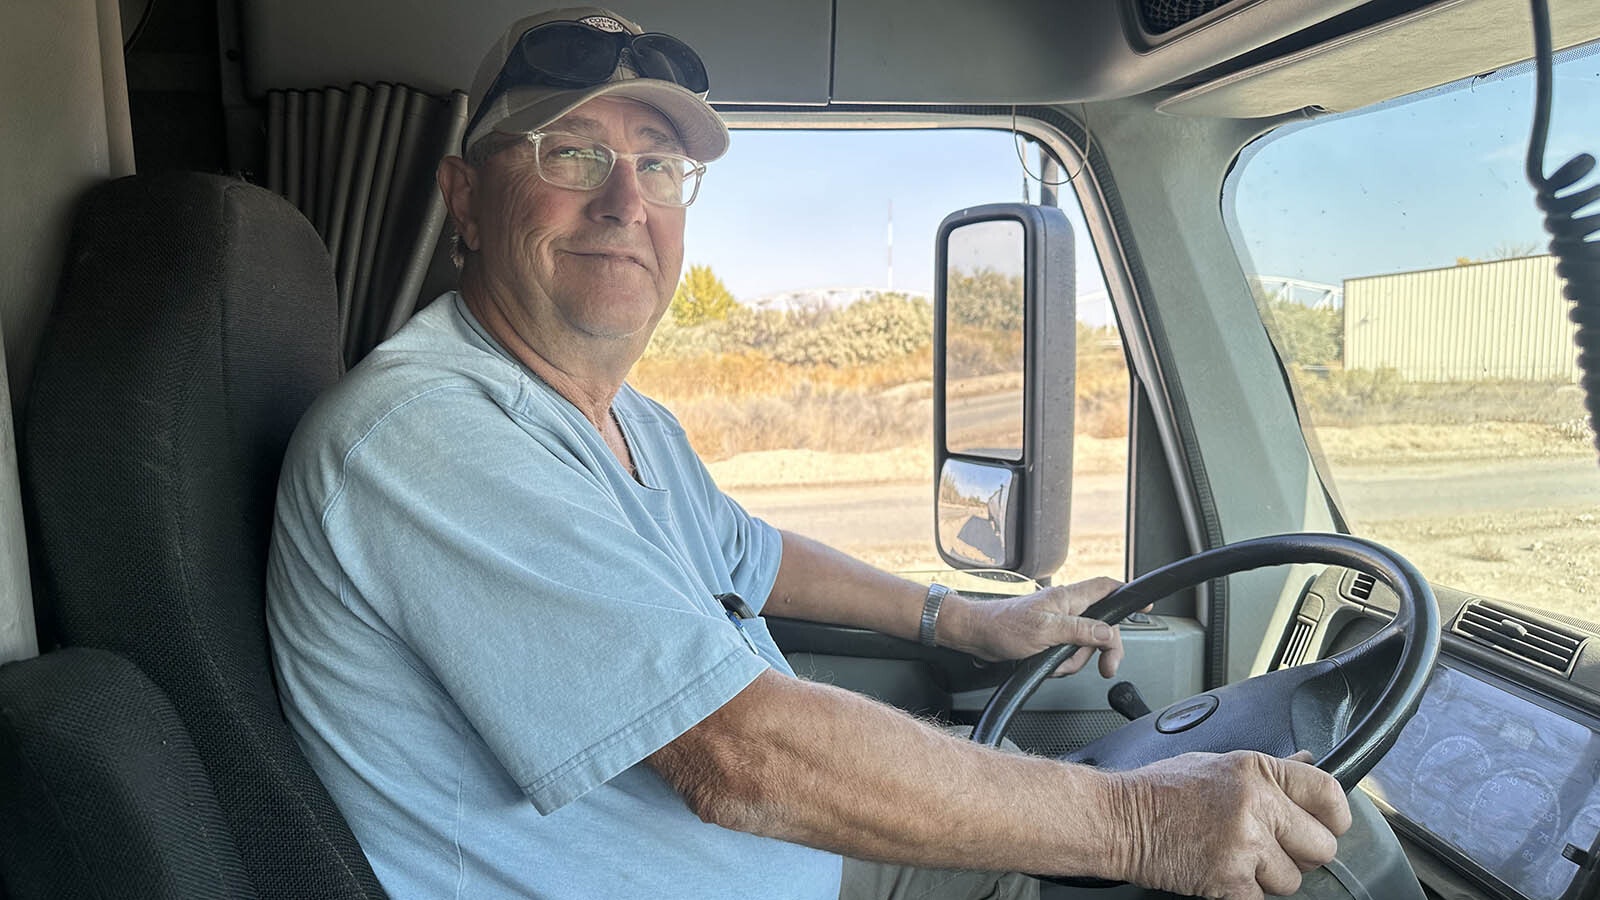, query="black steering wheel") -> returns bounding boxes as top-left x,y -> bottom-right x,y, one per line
970,533 -> 1440,890
973,532 -> 1440,788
